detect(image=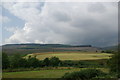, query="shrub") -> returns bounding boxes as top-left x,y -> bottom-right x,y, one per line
62,69 -> 107,80
107,51 -> 120,78
61,60 -> 76,67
